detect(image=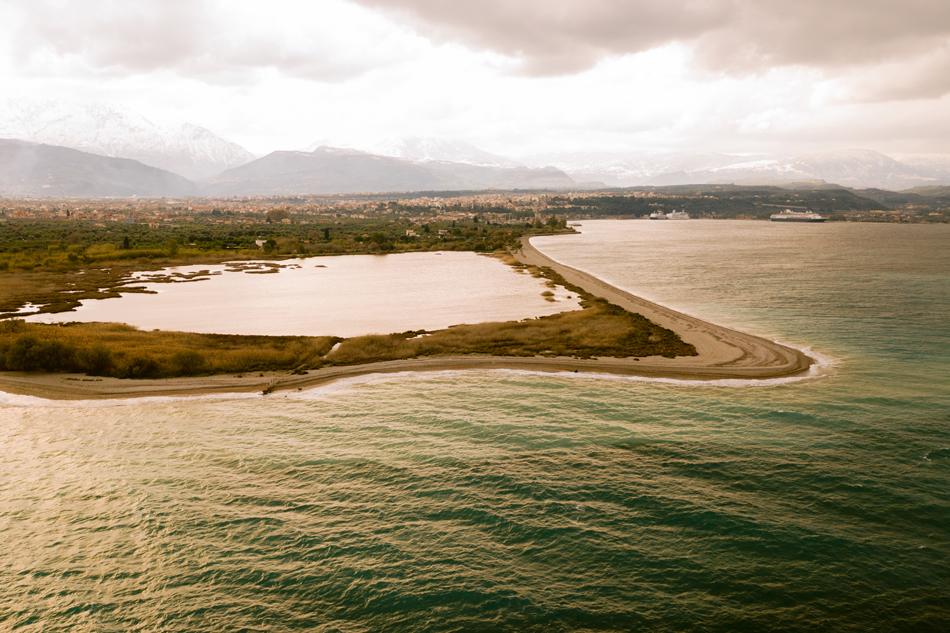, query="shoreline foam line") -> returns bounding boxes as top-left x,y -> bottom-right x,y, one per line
0,236 -> 813,401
